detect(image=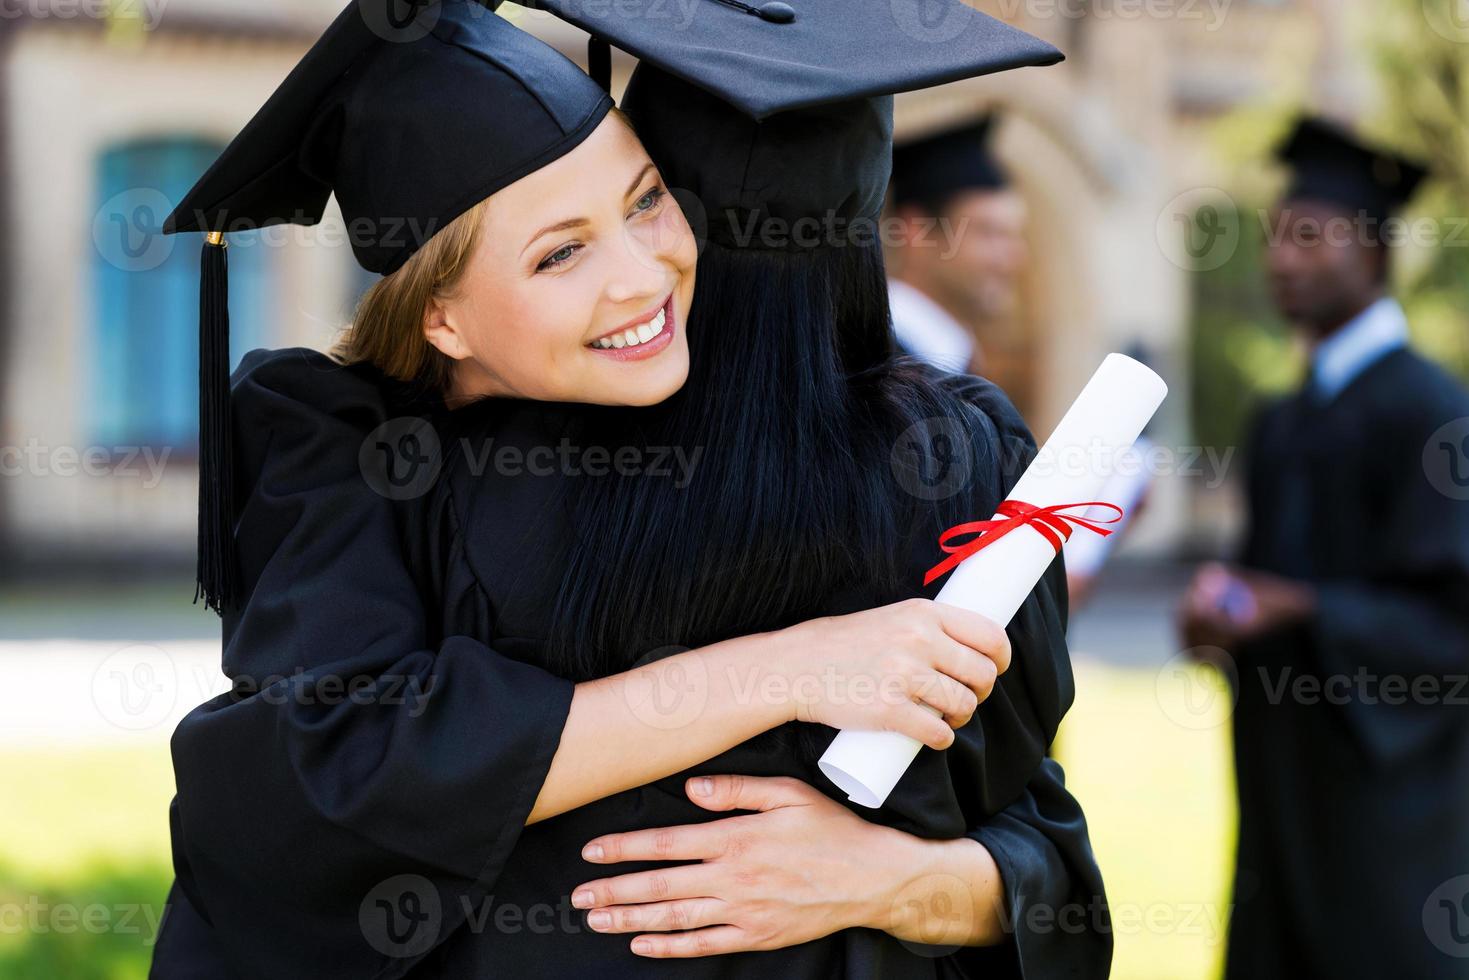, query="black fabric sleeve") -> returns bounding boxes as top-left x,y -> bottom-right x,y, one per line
875,370 -> 1108,977
1306,380 -> 1469,765
166,348 -> 574,980
948,759 -> 1112,980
